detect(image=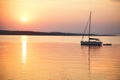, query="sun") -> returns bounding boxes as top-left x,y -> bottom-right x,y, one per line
22,17 -> 27,22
